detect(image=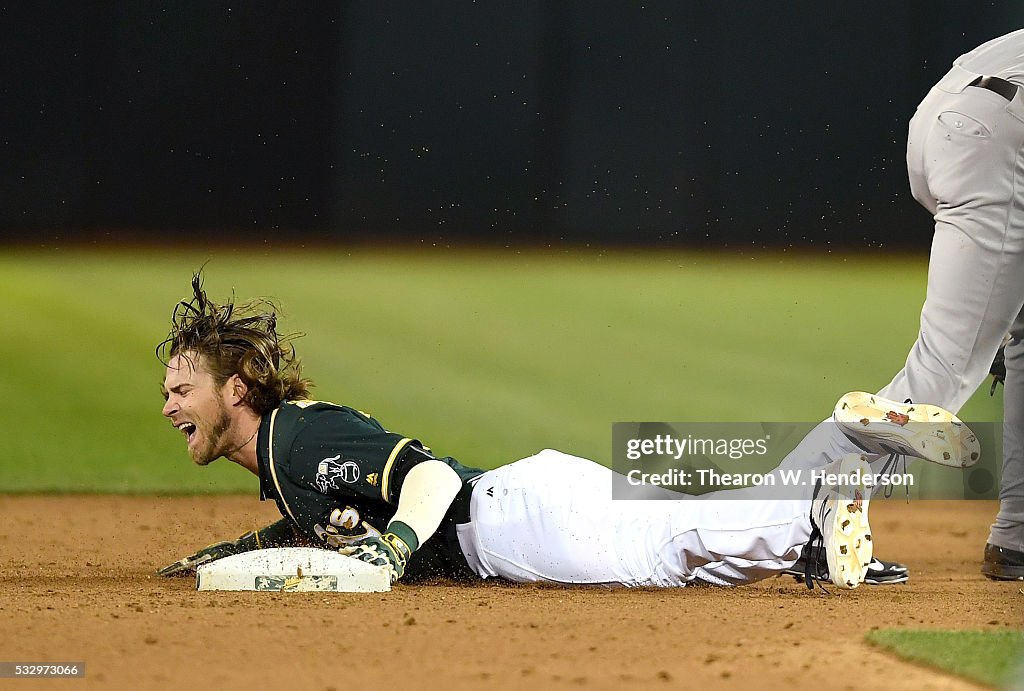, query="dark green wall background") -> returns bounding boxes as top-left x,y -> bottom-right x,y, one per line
3,2 -> 1022,247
